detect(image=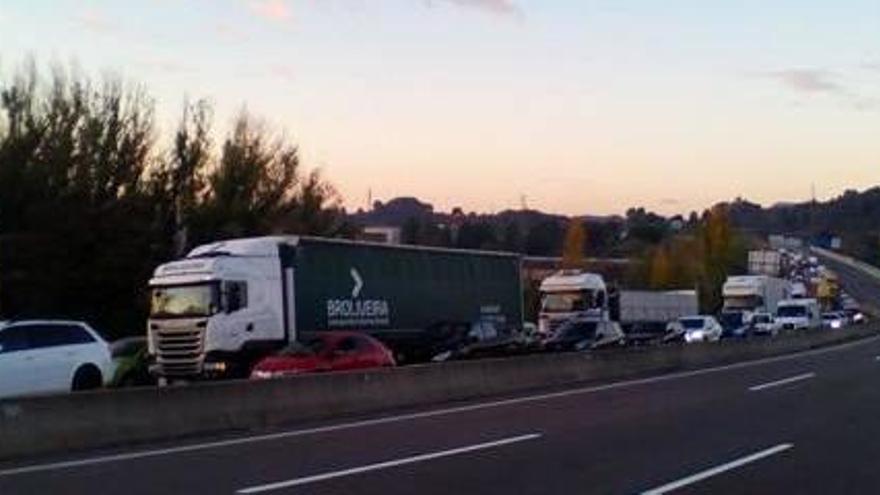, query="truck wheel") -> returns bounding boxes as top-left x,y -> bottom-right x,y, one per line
72,365 -> 103,392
